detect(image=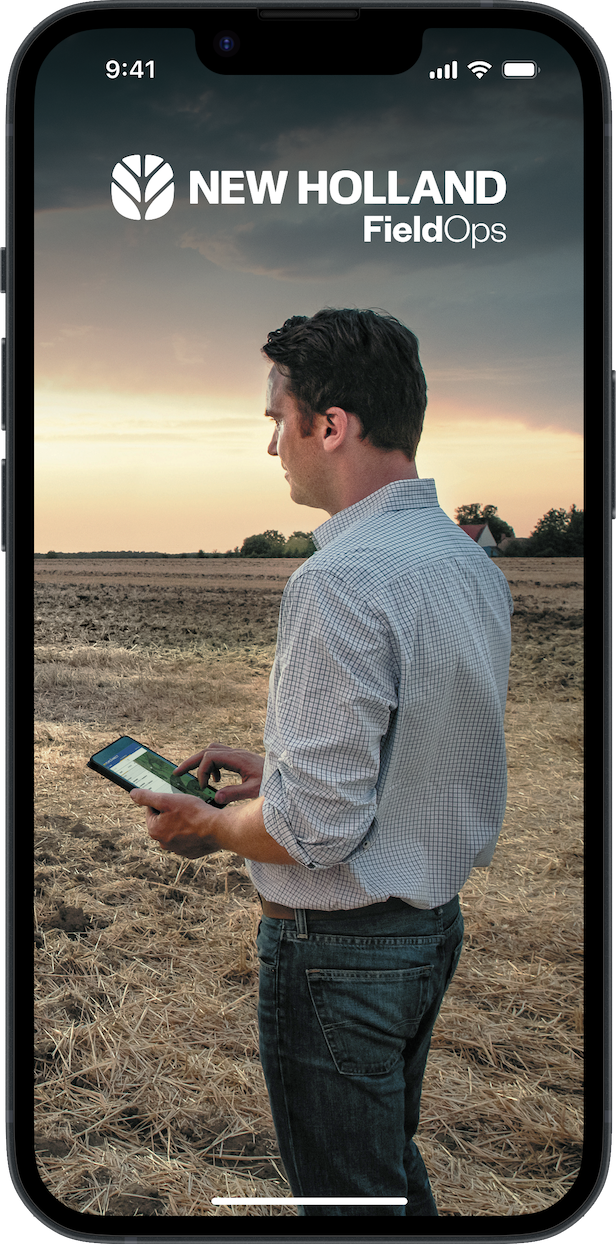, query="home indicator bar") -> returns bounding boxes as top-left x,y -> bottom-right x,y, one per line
211,1196 -> 409,1205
